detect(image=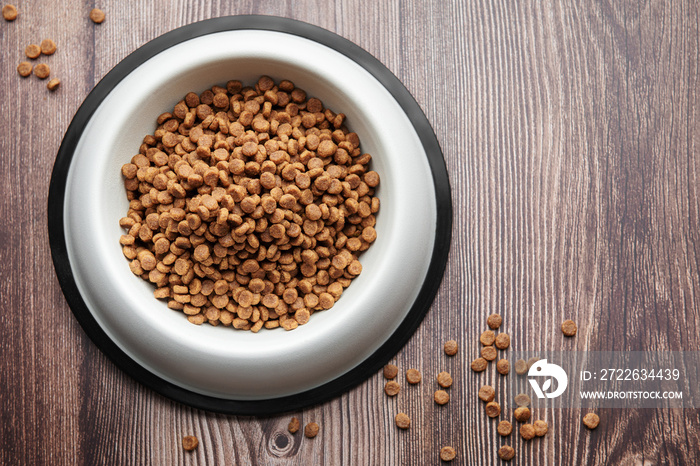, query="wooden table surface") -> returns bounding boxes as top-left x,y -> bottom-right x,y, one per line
2,1 -> 699,464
